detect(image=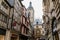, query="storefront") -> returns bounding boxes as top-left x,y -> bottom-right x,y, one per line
0,35 -> 5,40
11,31 -> 19,40
0,28 -> 6,40
11,34 -> 18,40
19,34 -> 28,40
